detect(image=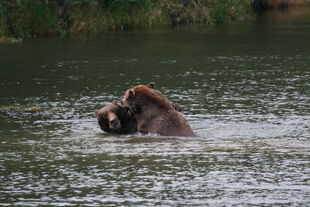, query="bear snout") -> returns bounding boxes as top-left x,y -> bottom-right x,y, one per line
109,119 -> 121,130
